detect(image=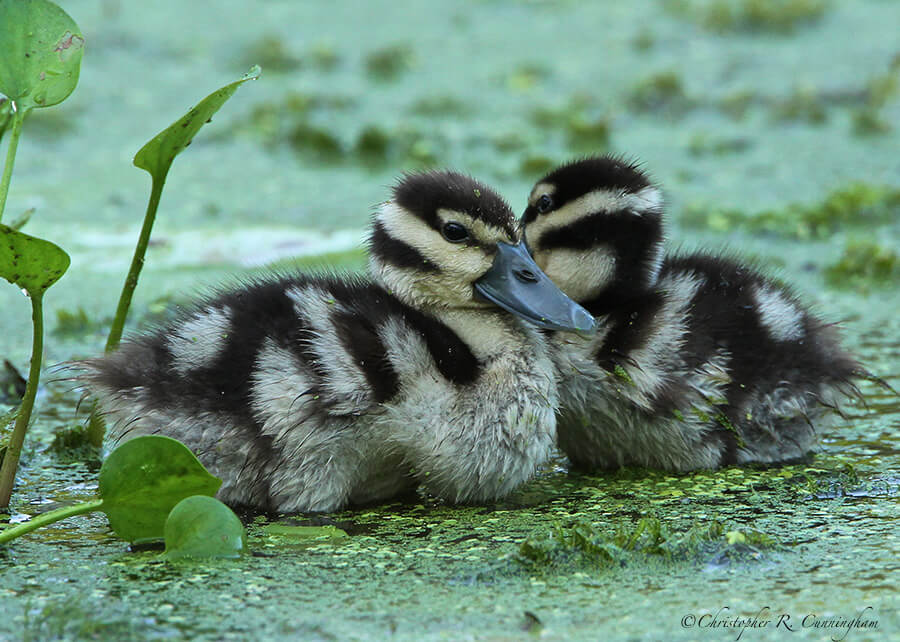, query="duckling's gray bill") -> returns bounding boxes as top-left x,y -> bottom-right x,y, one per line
474,241 -> 596,335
